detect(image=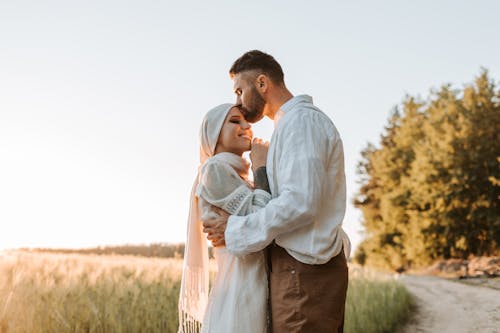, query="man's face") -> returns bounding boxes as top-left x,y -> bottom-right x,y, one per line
232,72 -> 266,123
